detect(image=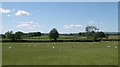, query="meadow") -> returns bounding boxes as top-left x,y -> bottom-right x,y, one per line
22,35 -> 118,41
2,41 -> 118,65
